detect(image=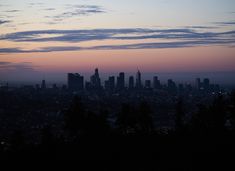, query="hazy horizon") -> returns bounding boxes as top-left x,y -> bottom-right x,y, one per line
1,70 -> 235,87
